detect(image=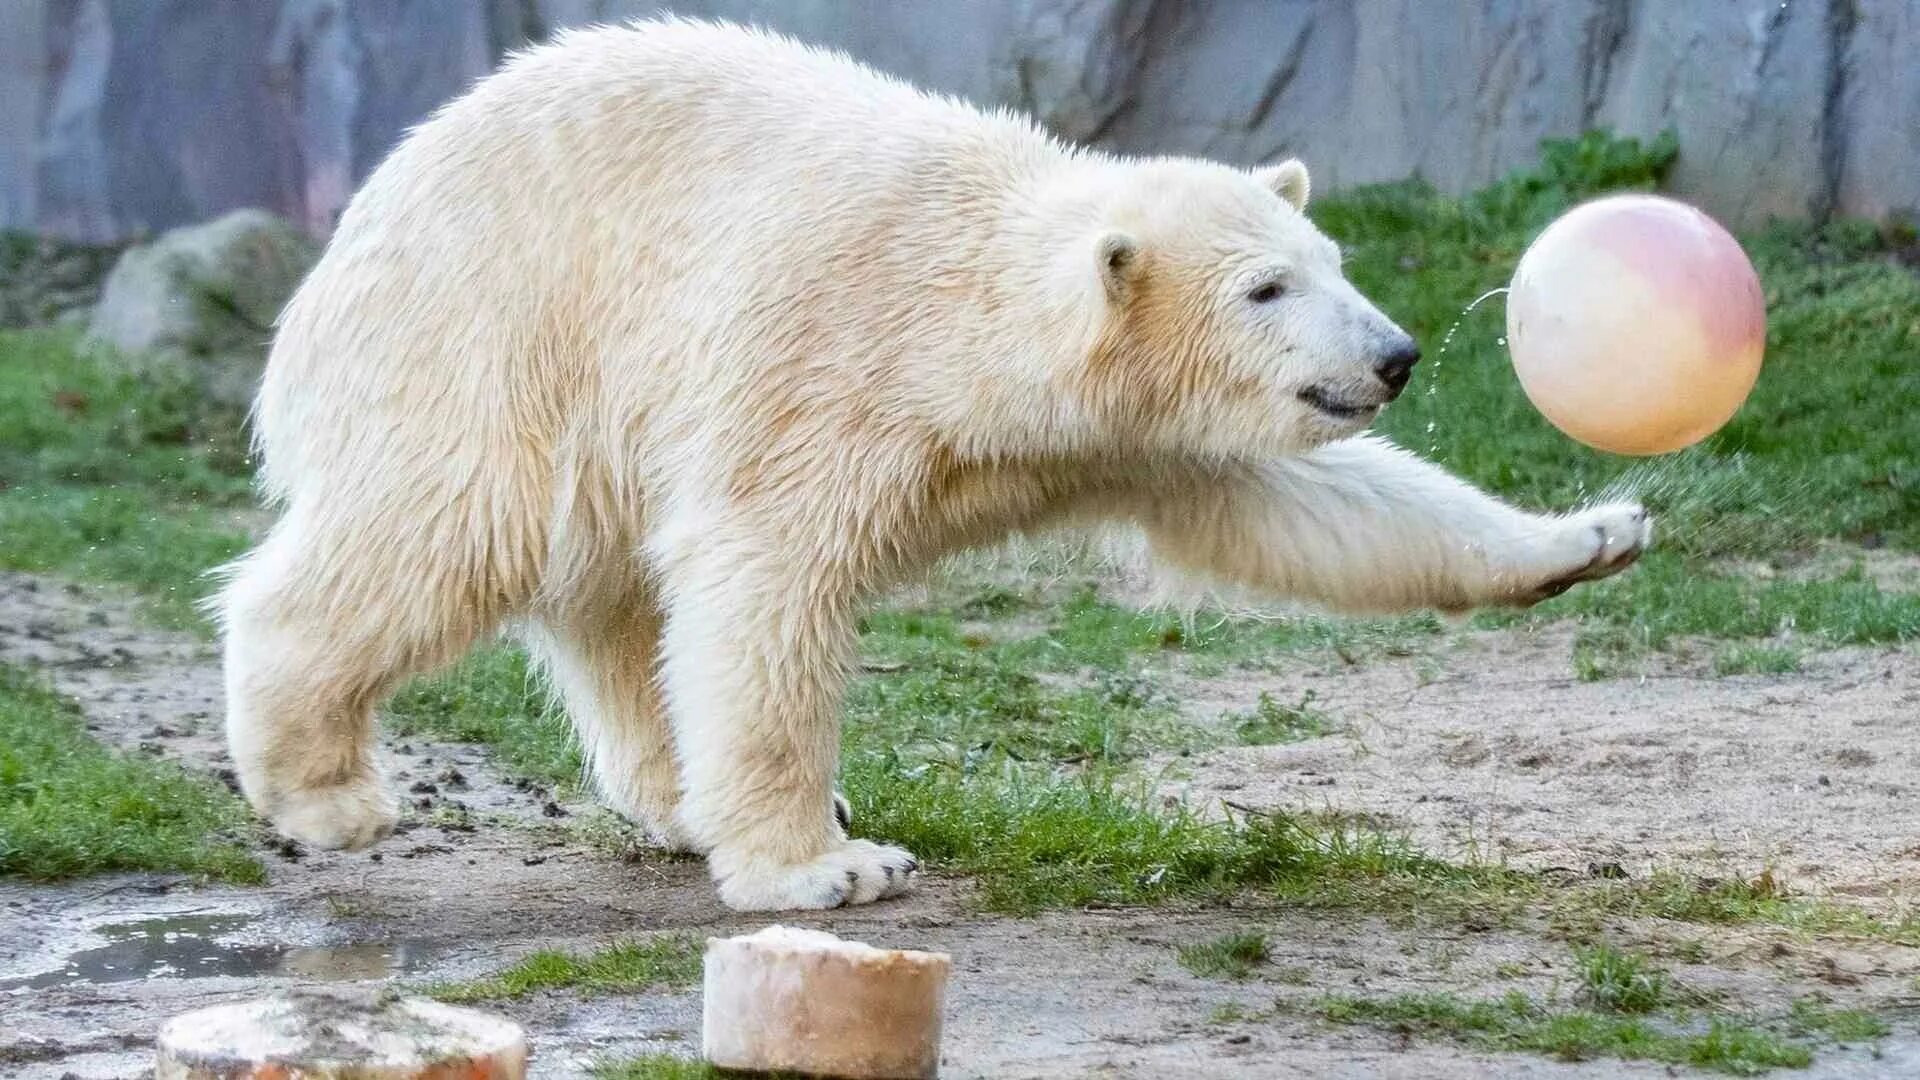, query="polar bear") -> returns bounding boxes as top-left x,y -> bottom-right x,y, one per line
216,20 -> 1648,911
